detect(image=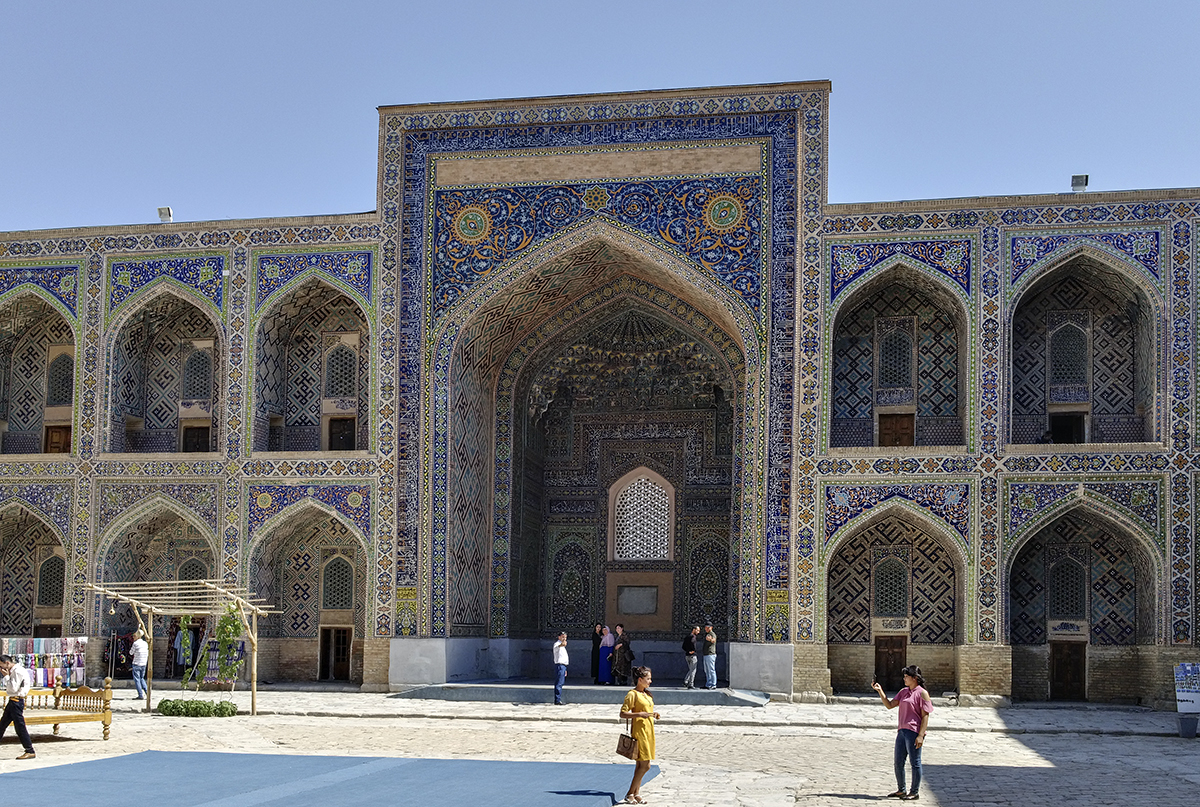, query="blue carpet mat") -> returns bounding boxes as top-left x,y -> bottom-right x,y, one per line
0,750 -> 657,806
